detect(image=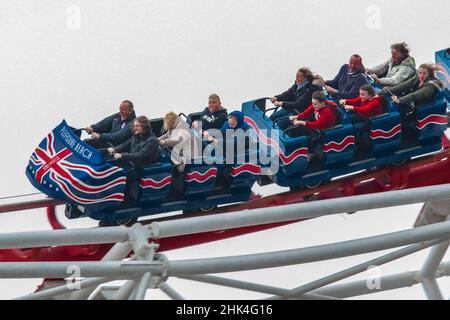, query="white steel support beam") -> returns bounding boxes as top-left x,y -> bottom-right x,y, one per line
70,241 -> 133,300
267,238 -> 446,300
150,184 -> 450,239
166,221 -> 450,276
420,239 -> 450,300
0,261 -> 162,278
312,261 -> 450,298
159,282 -> 185,300
0,226 -> 131,249
178,275 -> 339,300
